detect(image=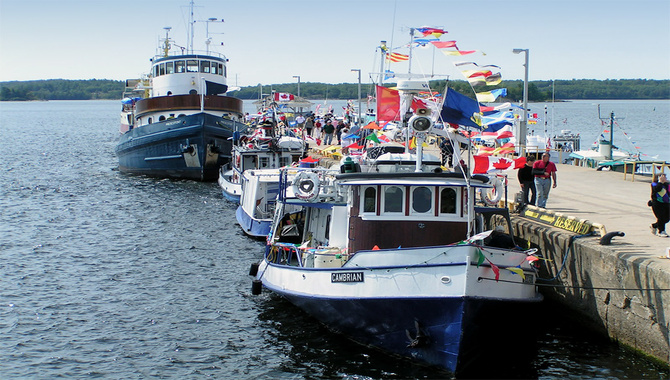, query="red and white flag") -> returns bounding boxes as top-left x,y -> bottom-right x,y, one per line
274,92 -> 295,101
